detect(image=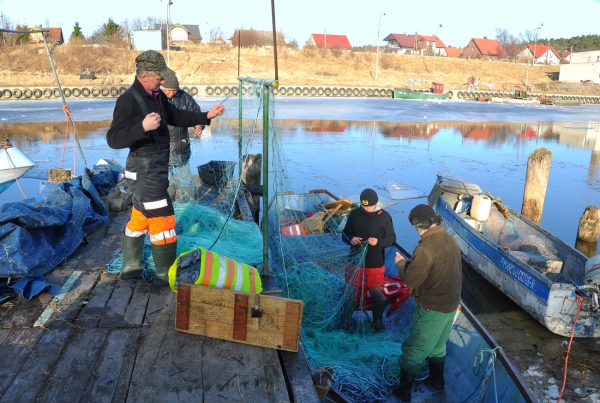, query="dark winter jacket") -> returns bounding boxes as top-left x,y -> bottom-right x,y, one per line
106,78 -> 210,152
166,89 -> 202,165
342,207 -> 396,268
396,226 -> 462,313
